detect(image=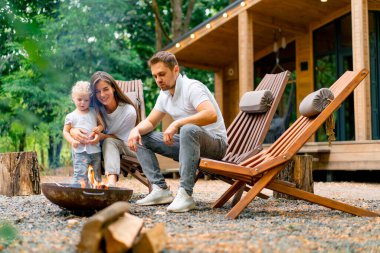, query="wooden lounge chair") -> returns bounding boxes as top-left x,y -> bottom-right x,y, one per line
116,80 -> 151,190
199,69 -> 379,219
196,71 -> 291,201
